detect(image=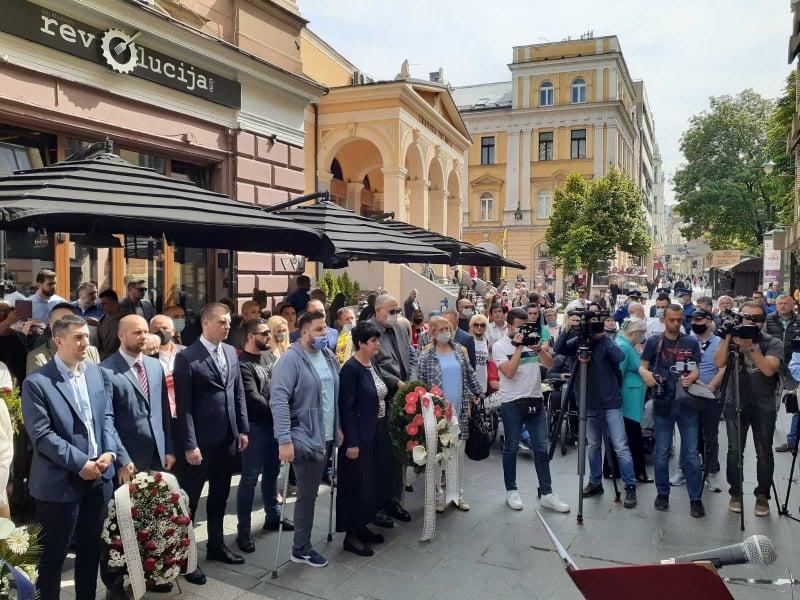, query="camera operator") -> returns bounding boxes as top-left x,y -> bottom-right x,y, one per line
493,308 -> 570,513
766,294 -> 800,453
640,304 -> 706,518
717,296 -> 734,318
555,312 -> 638,508
714,302 -> 783,517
